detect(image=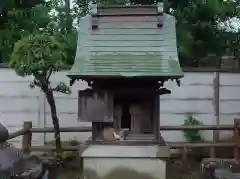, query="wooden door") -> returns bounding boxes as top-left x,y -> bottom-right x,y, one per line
130,104 -> 142,133
78,89 -> 113,122
113,105 -> 122,130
